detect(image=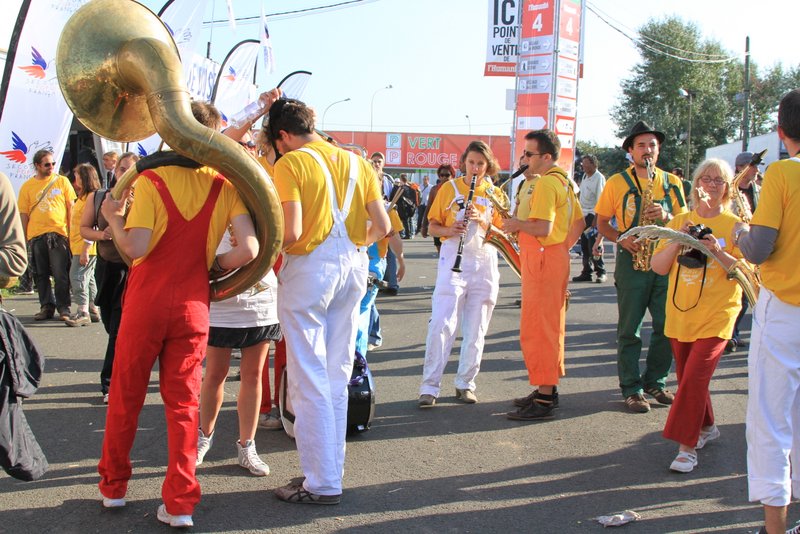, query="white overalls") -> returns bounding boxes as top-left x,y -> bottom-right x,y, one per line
420,180 -> 500,397
278,149 -> 367,496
